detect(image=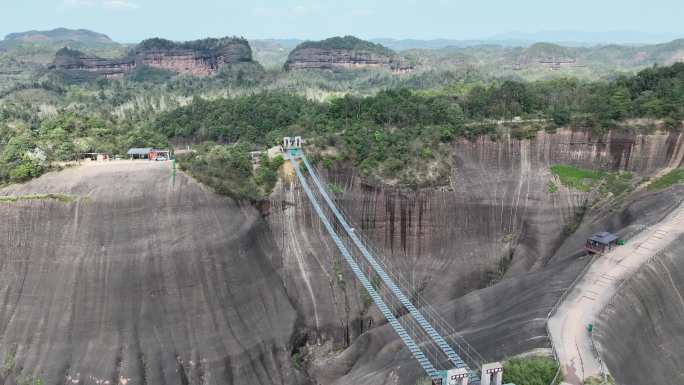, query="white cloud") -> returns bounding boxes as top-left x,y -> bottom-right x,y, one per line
102,0 -> 139,10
